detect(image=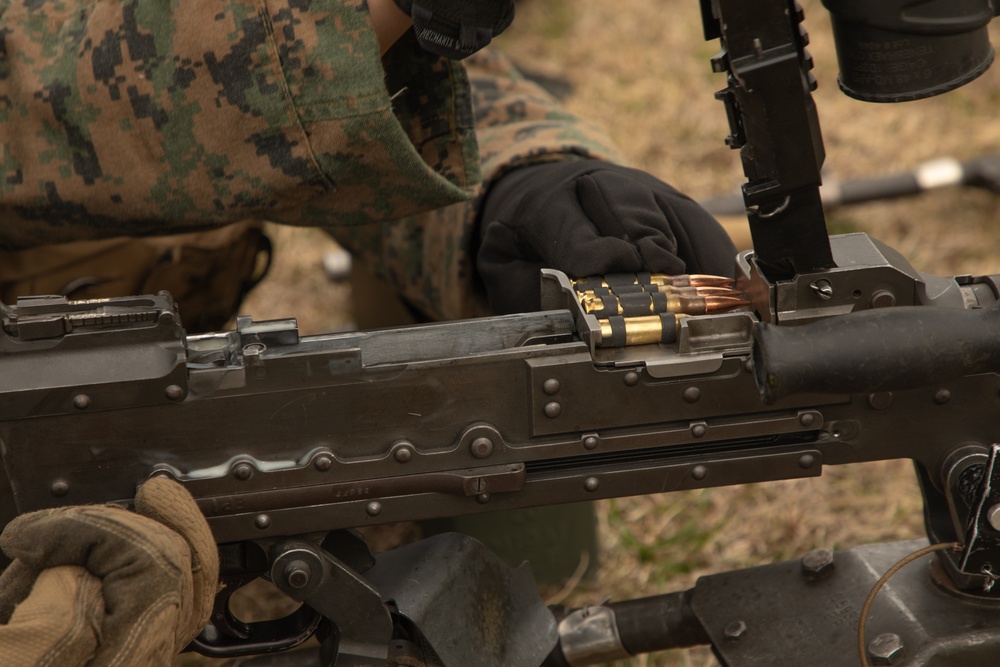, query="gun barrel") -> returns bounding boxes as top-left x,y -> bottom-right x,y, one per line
753,305 -> 1000,403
